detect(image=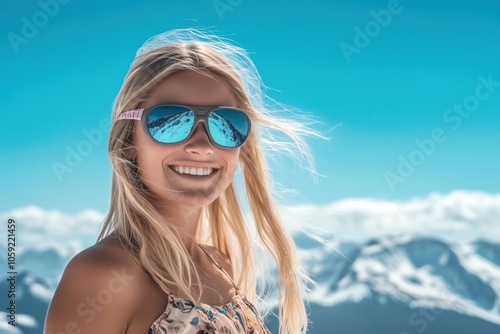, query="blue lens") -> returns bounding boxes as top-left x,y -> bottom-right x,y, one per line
147,106 -> 194,143
209,109 -> 250,148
